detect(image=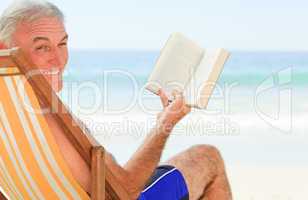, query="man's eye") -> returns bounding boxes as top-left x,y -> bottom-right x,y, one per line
36,45 -> 51,52
59,42 -> 67,47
